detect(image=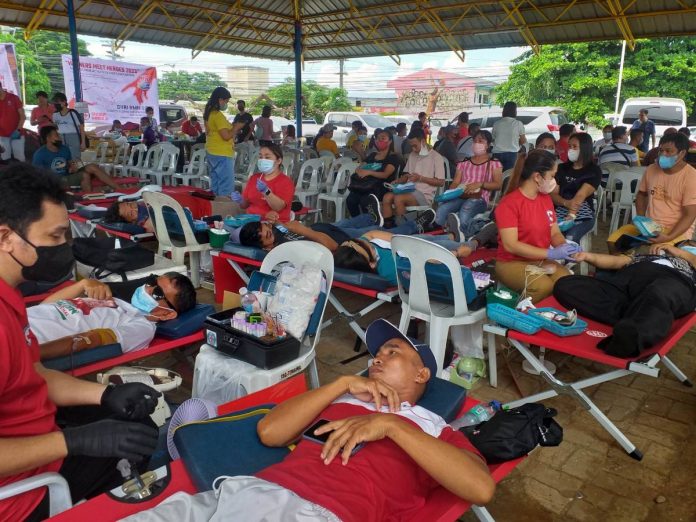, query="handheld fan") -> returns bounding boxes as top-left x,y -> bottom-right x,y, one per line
166,397 -> 217,459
